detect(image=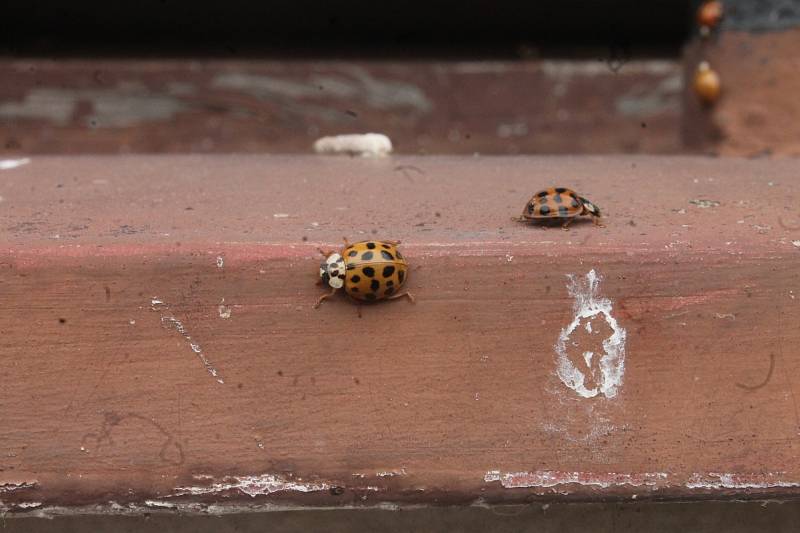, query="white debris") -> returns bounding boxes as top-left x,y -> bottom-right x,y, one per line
0,158 -> 30,170
313,133 -> 393,157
